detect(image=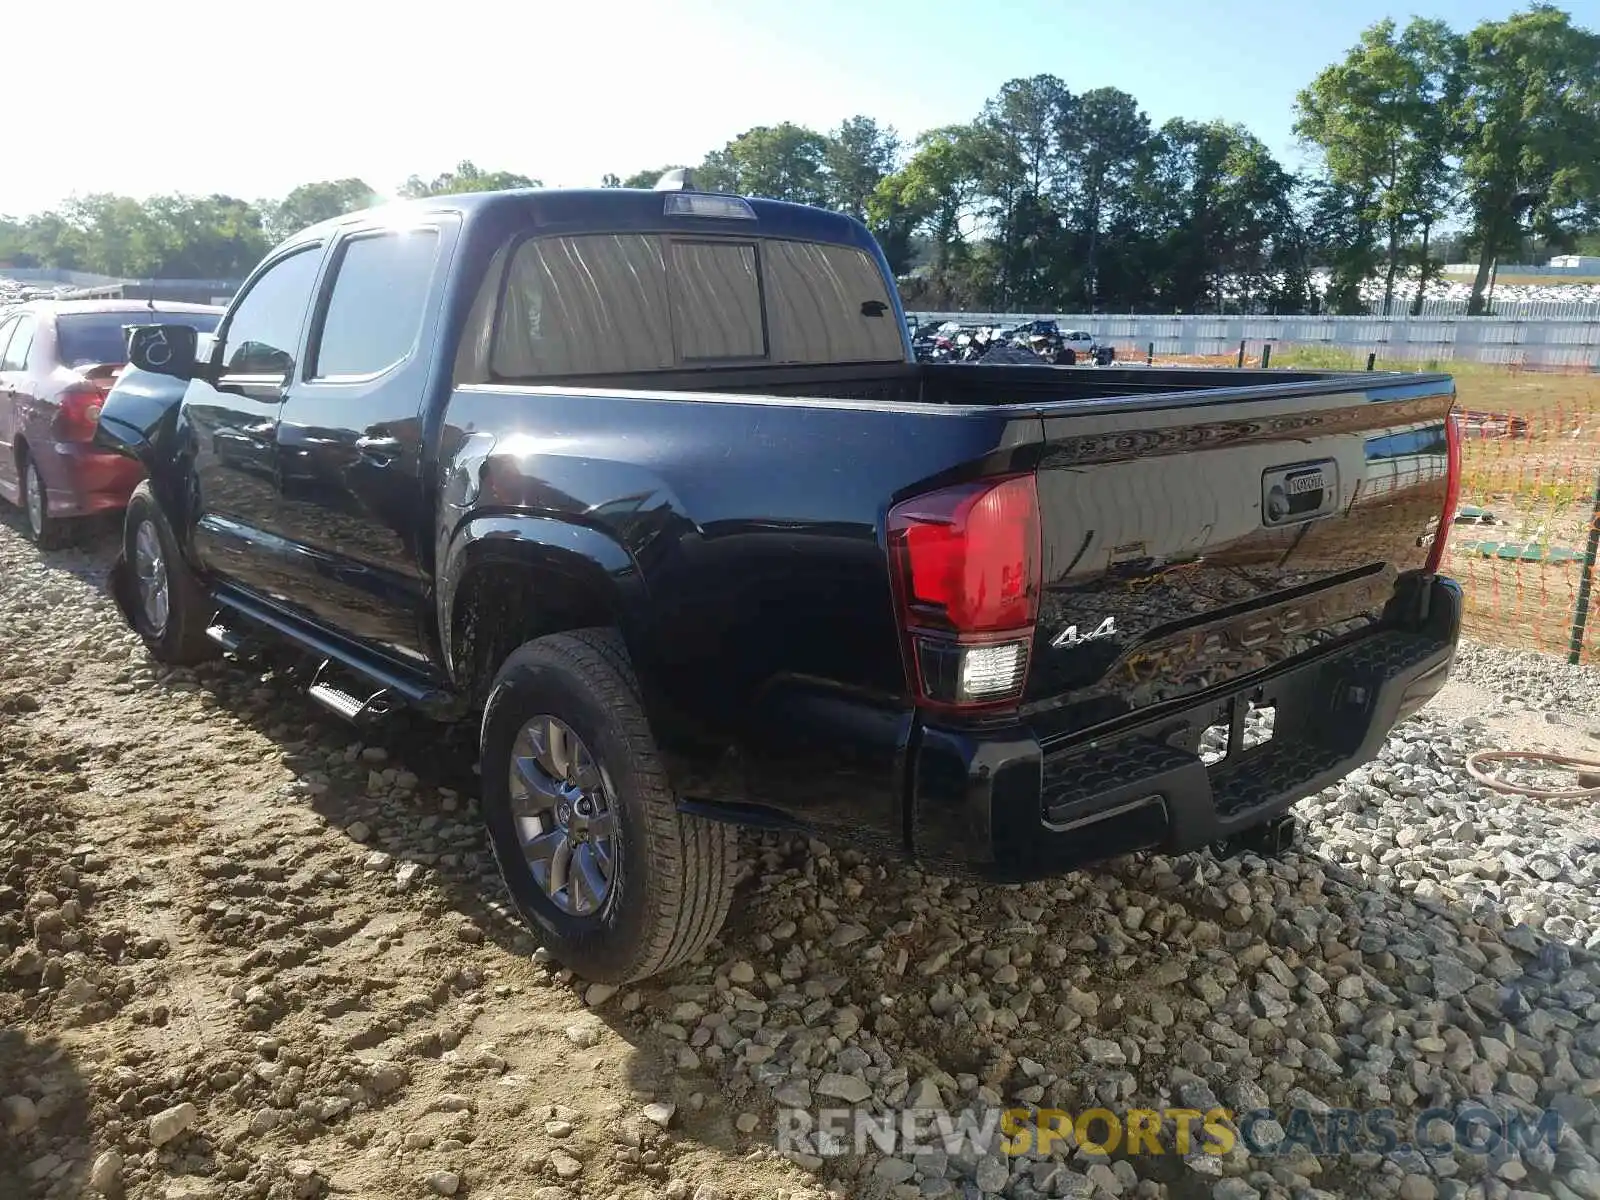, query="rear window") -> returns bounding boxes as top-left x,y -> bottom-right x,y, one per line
482,233 -> 901,381
57,310 -> 221,368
